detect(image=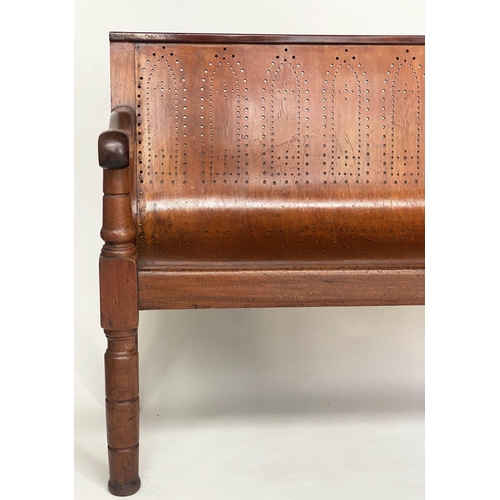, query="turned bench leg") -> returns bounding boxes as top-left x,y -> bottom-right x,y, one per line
99,106 -> 139,494
99,255 -> 140,495
105,328 -> 140,496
